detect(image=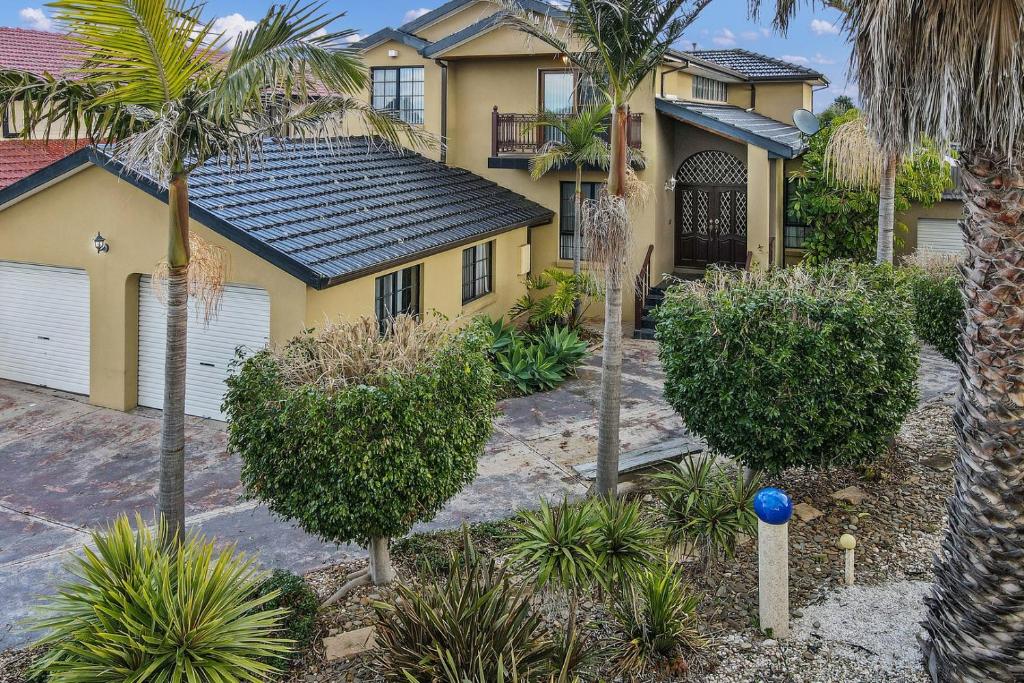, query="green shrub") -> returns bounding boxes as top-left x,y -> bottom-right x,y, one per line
479,318 -> 590,396
905,252 -> 964,361
649,457 -> 759,563
510,268 -> 603,329
494,339 -> 565,394
655,263 -> 919,474
224,315 -> 497,576
375,534 -> 560,681
254,570 -> 319,665
535,325 -> 589,370
609,559 -> 704,676
590,496 -> 662,588
31,515 -> 288,682
508,498 -> 600,592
